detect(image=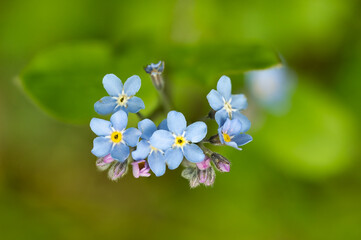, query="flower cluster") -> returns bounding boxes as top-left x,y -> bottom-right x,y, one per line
90,62 -> 252,188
